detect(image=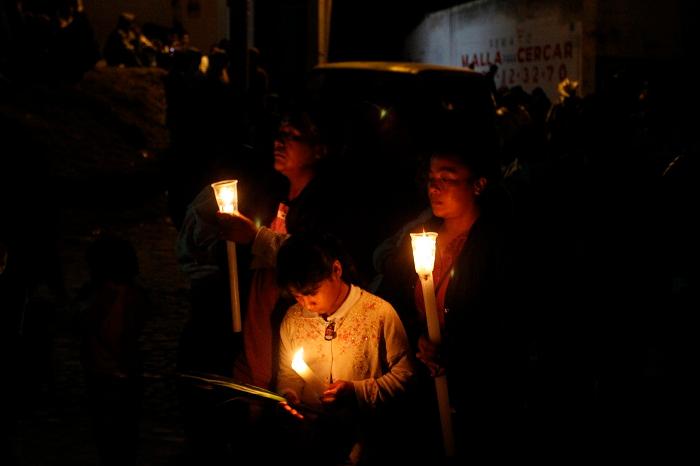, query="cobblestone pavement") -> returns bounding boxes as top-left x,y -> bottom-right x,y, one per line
12,183 -> 191,466
2,67 -> 197,466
